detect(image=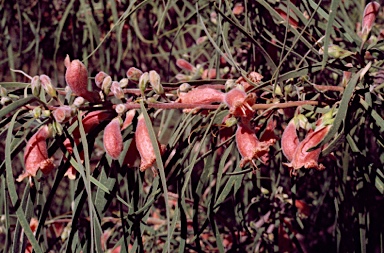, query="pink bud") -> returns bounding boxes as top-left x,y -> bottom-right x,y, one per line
176,59 -> 196,72
95,71 -> 109,88
232,3 -> 244,15
235,122 -> 275,168
17,125 -> 55,181
53,106 -> 73,123
64,55 -> 98,102
281,119 -> 300,162
103,118 -> 123,159
178,87 -> 224,105
126,67 -> 143,83
361,2 -> 380,37
135,114 -> 165,172
224,88 -> 256,118
40,74 -> 57,98
111,81 -> 125,100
